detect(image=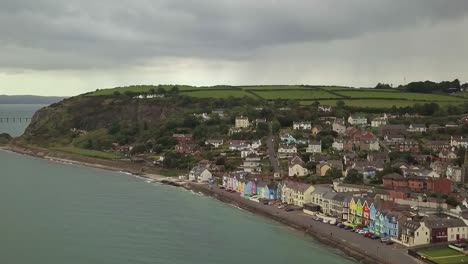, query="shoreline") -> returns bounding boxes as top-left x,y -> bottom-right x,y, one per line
1,144 -> 416,264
